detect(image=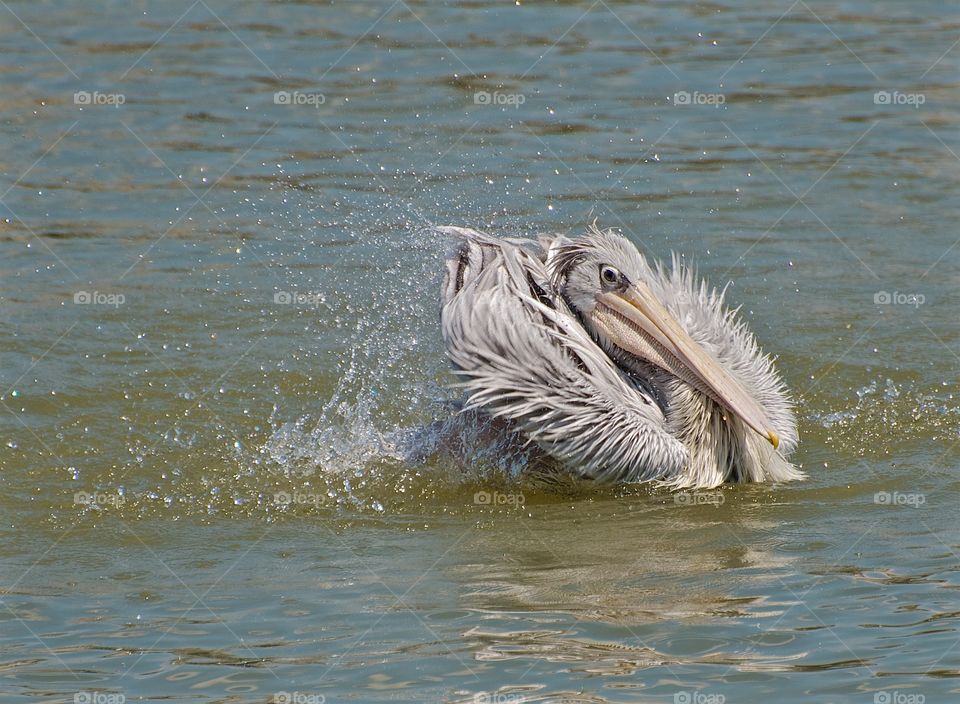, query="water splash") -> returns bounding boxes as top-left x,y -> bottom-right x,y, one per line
260,395 -> 537,485
811,376 -> 960,456
251,218 -> 543,510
